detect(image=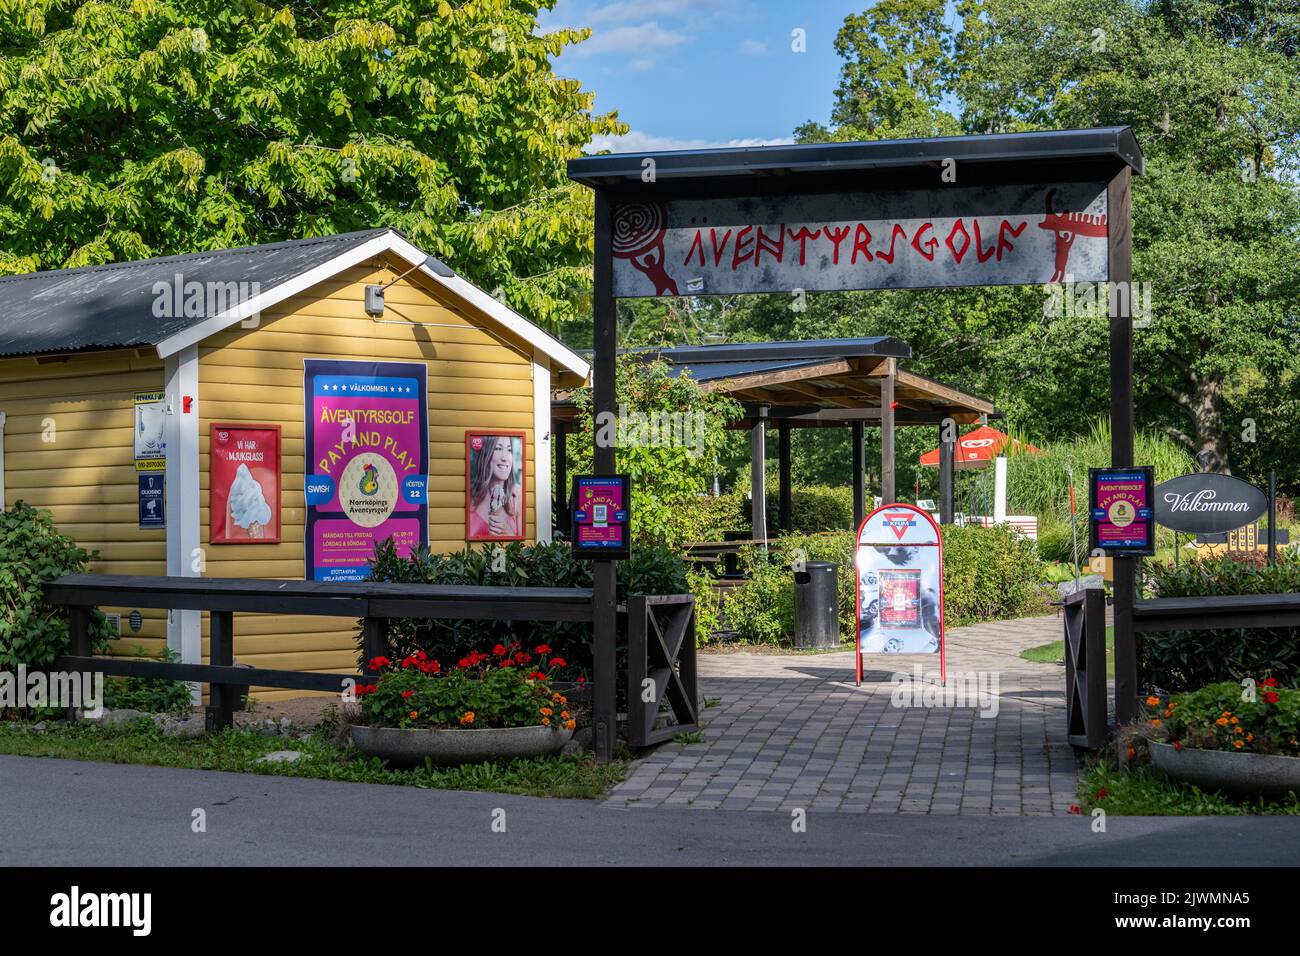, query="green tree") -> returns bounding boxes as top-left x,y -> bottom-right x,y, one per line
570,358 -> 742,550
0,0 -> 623,329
